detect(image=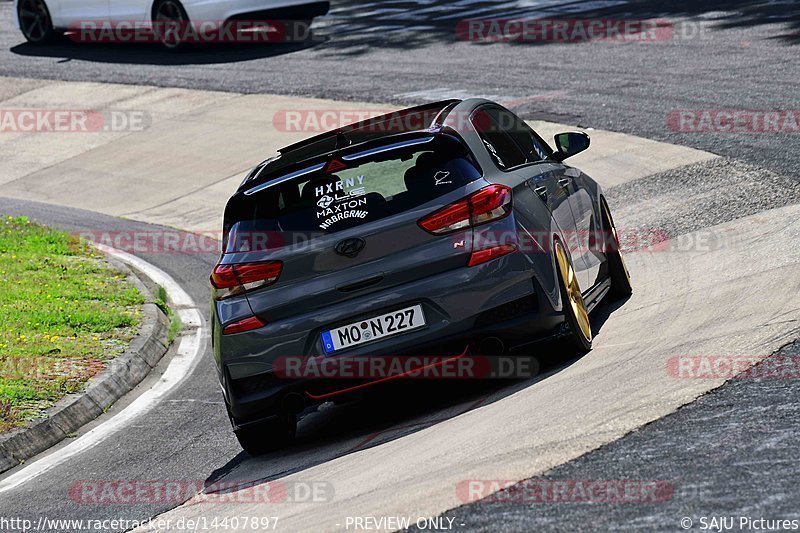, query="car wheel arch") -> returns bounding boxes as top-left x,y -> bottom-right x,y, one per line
550,233 -> 573,313
151,0 -> 189,23
17,0 -> 60,42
